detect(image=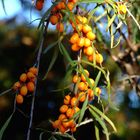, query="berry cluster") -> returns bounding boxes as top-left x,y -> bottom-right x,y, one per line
70,15 -> 103,64
35,0 -> 44,11
50,0 -> 78,32
13,67 -> 38,104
